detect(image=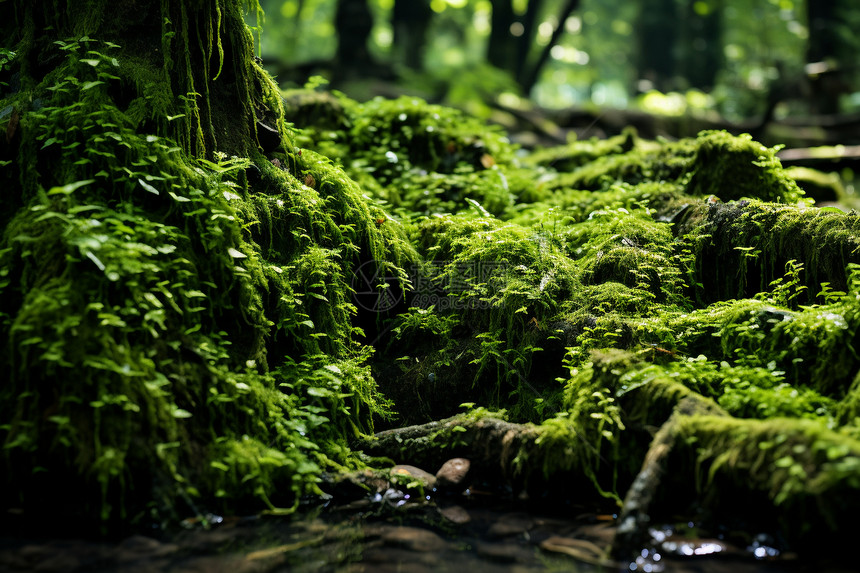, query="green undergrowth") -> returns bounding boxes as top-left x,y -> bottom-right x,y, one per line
284,86 -> 537,219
